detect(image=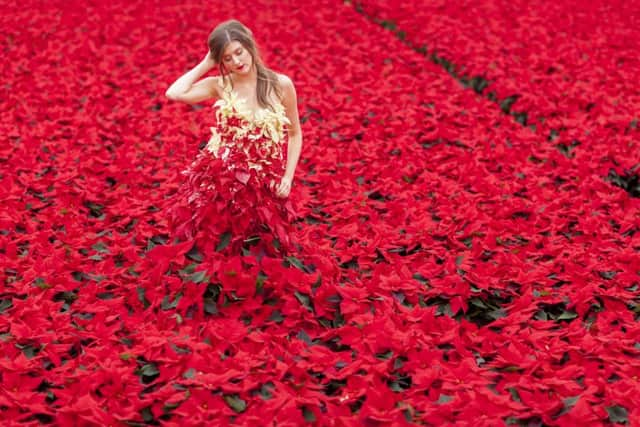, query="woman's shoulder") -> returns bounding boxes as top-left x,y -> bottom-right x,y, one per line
274,73 -> 296,103
212,75 -> 229,97
274,72 -> 294,90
